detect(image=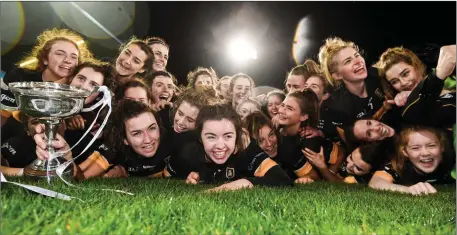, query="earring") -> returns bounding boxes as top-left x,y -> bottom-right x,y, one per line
44,61 -> 48,65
